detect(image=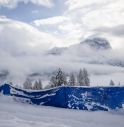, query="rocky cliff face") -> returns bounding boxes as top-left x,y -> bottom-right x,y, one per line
81,37 -> 111,50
